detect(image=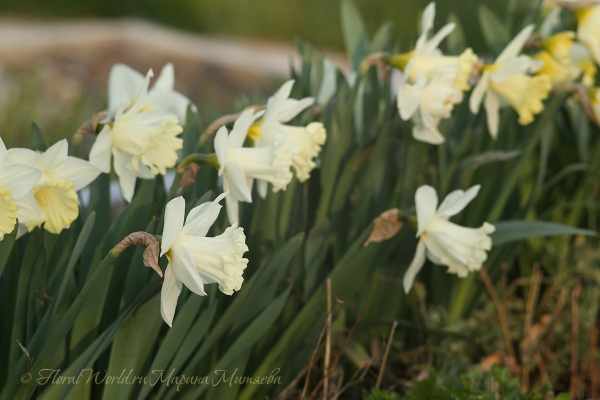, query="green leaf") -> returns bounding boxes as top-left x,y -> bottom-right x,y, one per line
31,122 -> 48,151
341,0 -> 371,71
447,13 -> 467,55
492,220 -> 597,246
0,224 -> 17,278
185,287 -> 291,399
478,5 -> 510,54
